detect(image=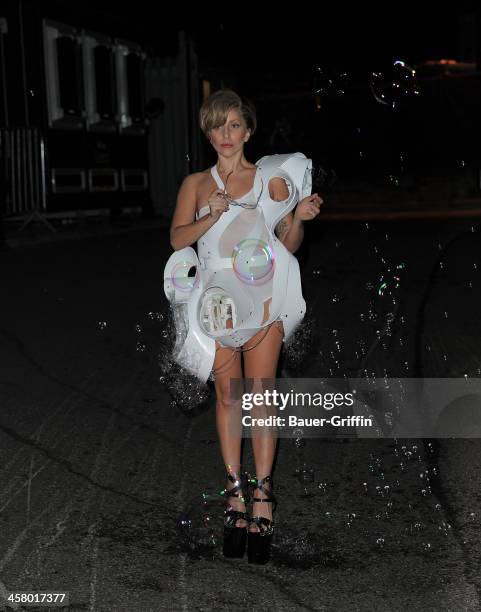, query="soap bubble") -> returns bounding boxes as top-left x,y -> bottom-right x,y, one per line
369,60 -> 419,110
171,261 -> 199,292
312,66 -> 350,110
177,491 -> 226,555
232,238 -> 274,285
